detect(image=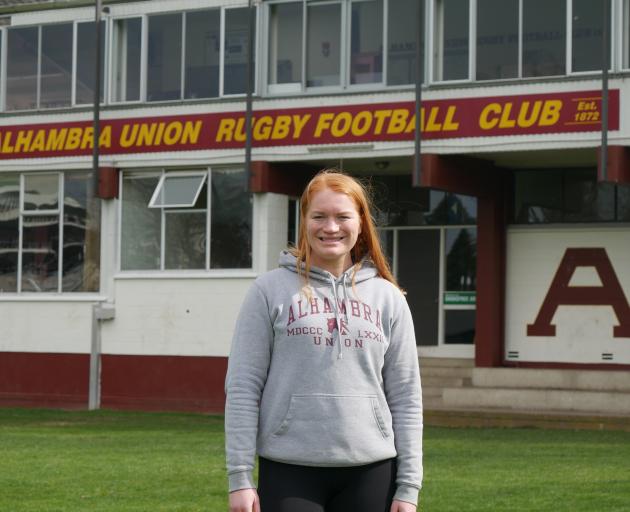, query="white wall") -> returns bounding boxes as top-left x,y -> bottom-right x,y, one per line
0,301 -> 94,353
505,227 -> 630,364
